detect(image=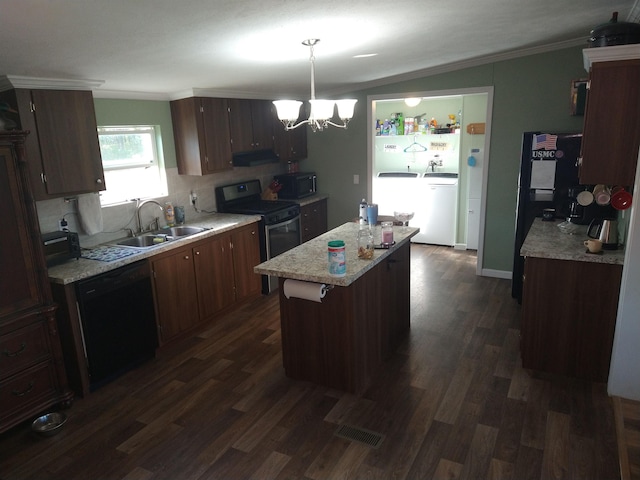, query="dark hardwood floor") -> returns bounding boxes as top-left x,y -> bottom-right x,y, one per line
0,245 -> 621,479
